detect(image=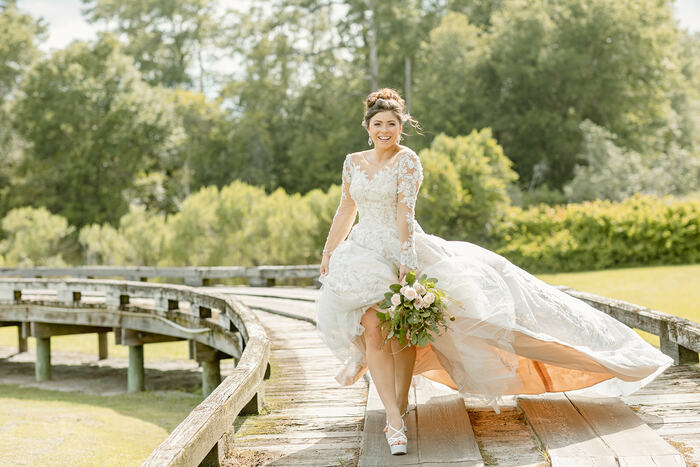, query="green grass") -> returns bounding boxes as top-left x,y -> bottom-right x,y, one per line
536,263 -> 700,347
0,385 -> 200,467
